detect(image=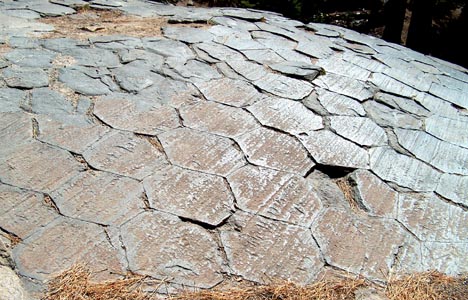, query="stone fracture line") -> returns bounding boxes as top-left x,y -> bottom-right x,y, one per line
0,0 -> 467,298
